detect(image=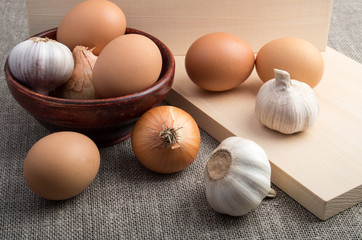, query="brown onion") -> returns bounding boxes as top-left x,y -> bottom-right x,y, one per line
131,106 -> 201,174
